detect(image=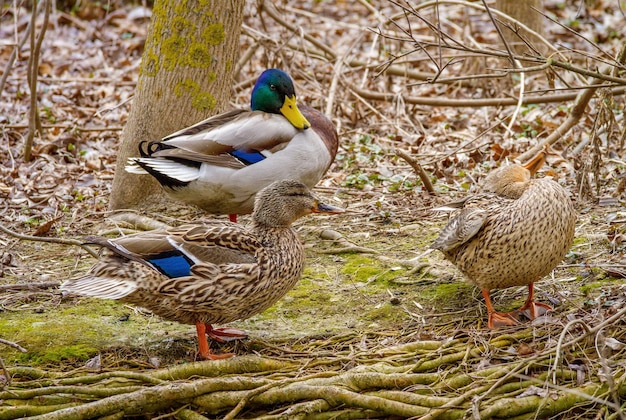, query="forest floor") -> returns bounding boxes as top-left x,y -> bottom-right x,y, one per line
1,0 -> 626,419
